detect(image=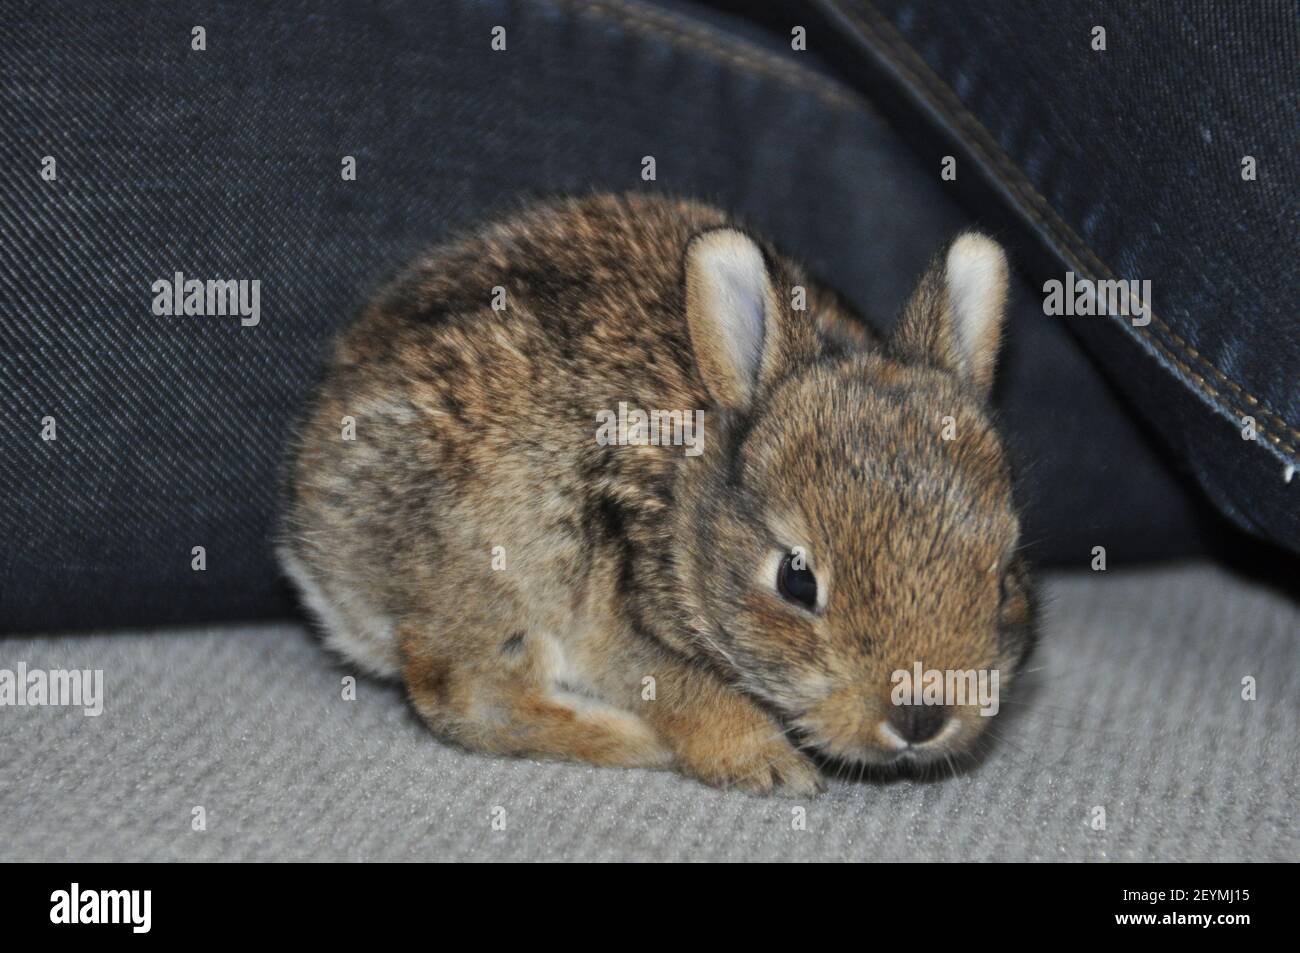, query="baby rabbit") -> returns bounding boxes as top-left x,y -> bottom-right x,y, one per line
279,193 -> 1036,796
